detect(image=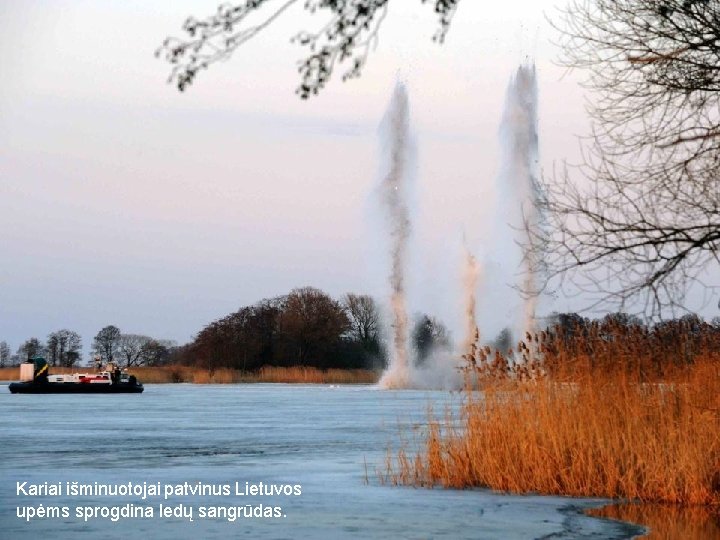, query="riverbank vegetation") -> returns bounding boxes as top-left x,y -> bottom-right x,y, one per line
382,315 -> 720,508
0,365 -> 377,385
2,287 -> 389,372
3,286 -> 454,378
129,365 -> 376,384
170,288 -> 383,371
